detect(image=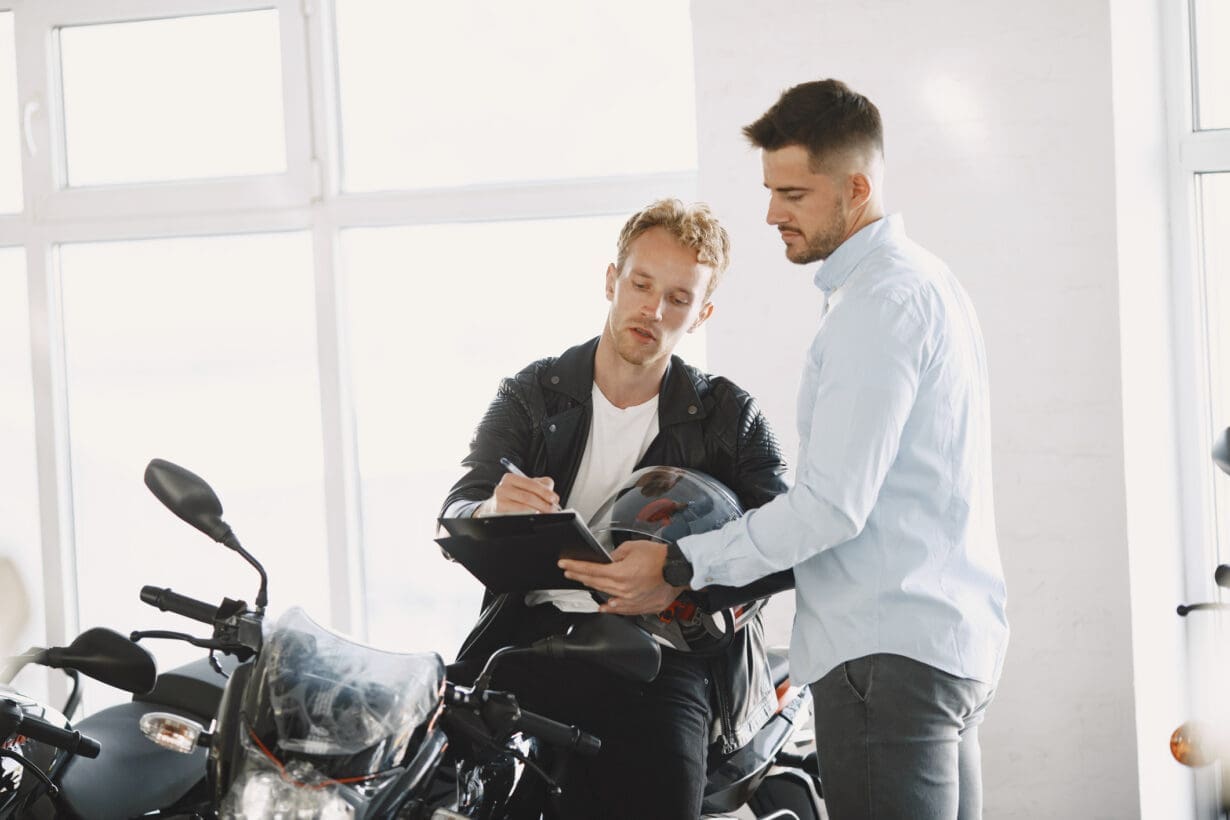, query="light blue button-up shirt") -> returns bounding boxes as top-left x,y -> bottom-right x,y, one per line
680,214 -> 1009,686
